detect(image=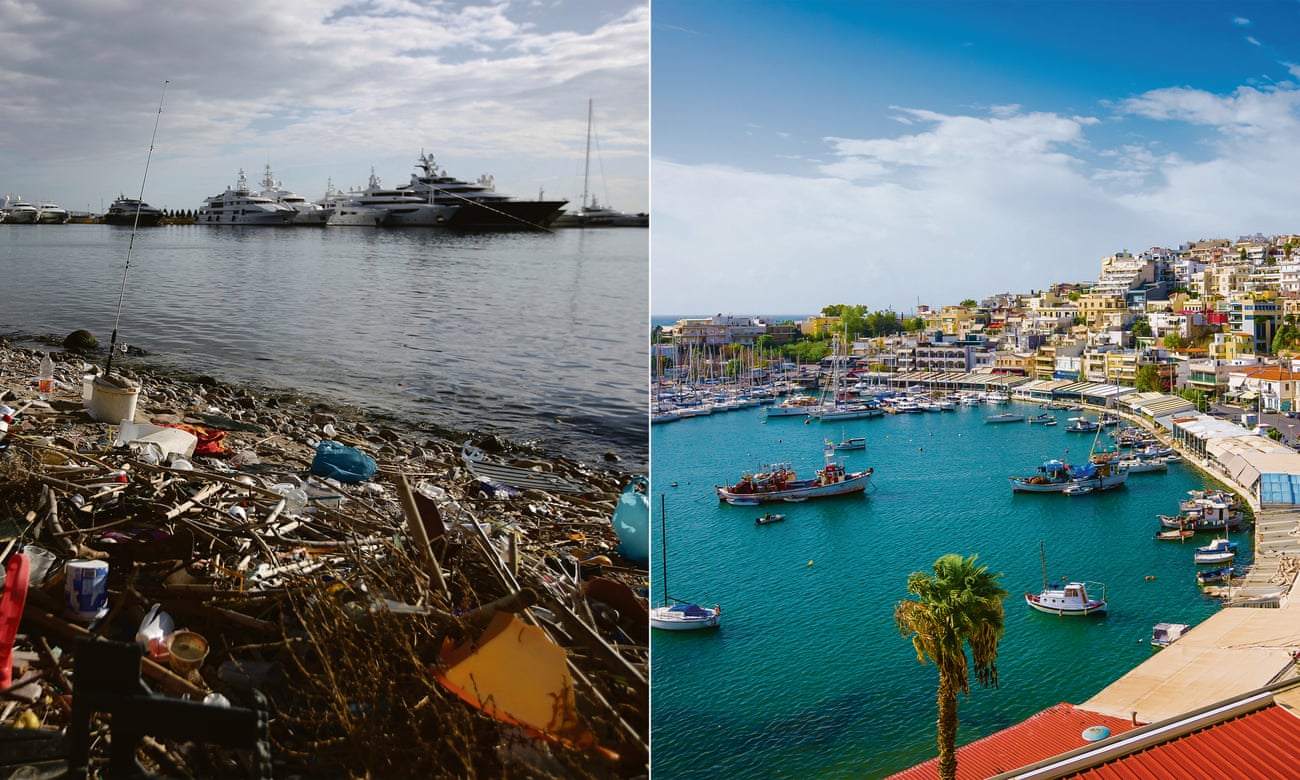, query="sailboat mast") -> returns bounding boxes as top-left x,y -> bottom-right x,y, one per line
582,98 -> 593,210
1039,540 -> 1048,590
660,493 -> 669,606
